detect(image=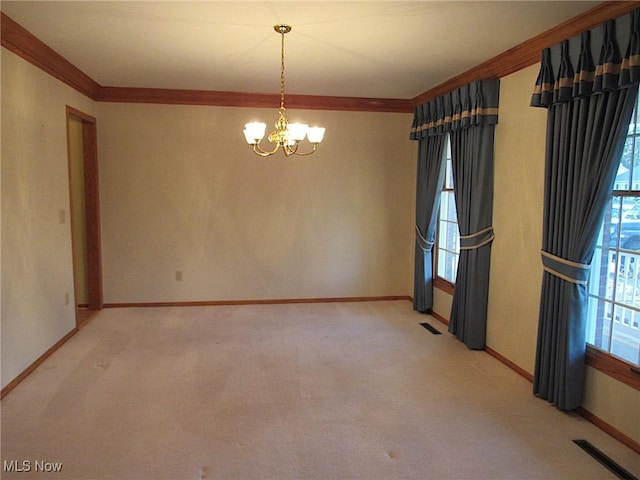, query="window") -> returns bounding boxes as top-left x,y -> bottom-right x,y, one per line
587,92 -> 640,368
436,136 -> 459,286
